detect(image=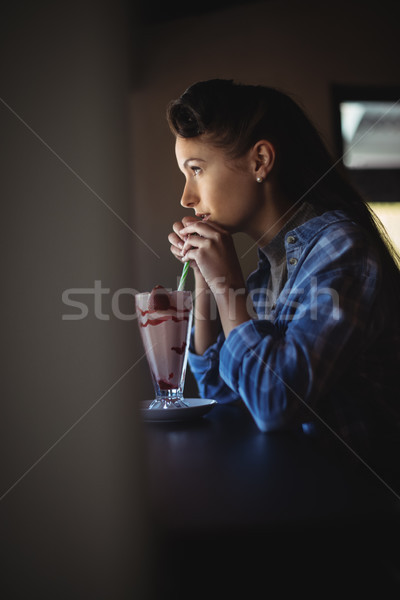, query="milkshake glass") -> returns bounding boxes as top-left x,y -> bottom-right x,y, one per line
135,287 -> 193,409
